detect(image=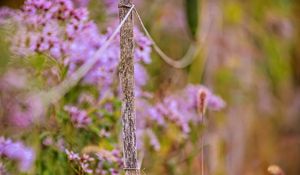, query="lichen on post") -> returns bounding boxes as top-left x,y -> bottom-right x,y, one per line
118,0 -> 140,175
